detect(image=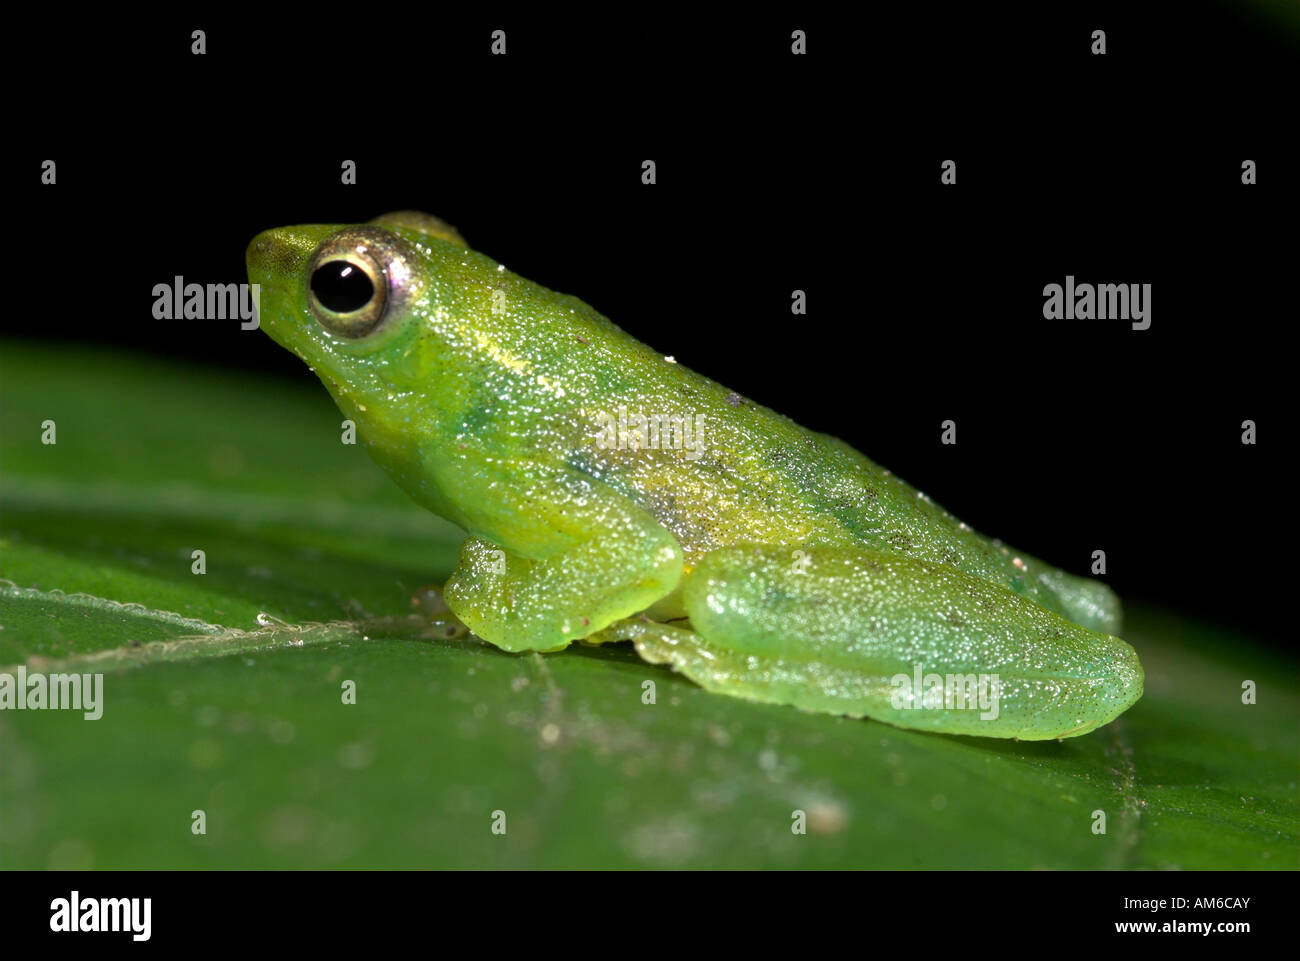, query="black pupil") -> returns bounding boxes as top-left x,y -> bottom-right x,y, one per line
311,261 -> 375,313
